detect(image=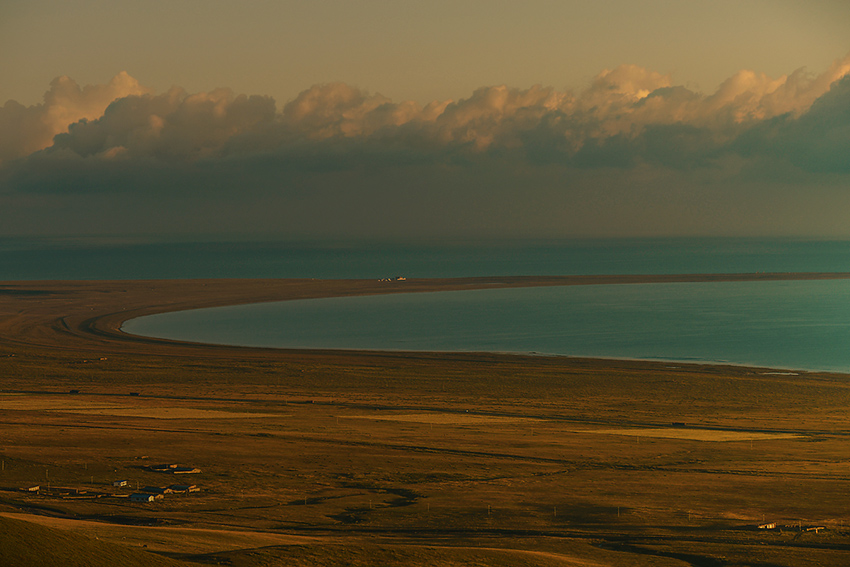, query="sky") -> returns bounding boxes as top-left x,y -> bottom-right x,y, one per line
1,0 -> 850,240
